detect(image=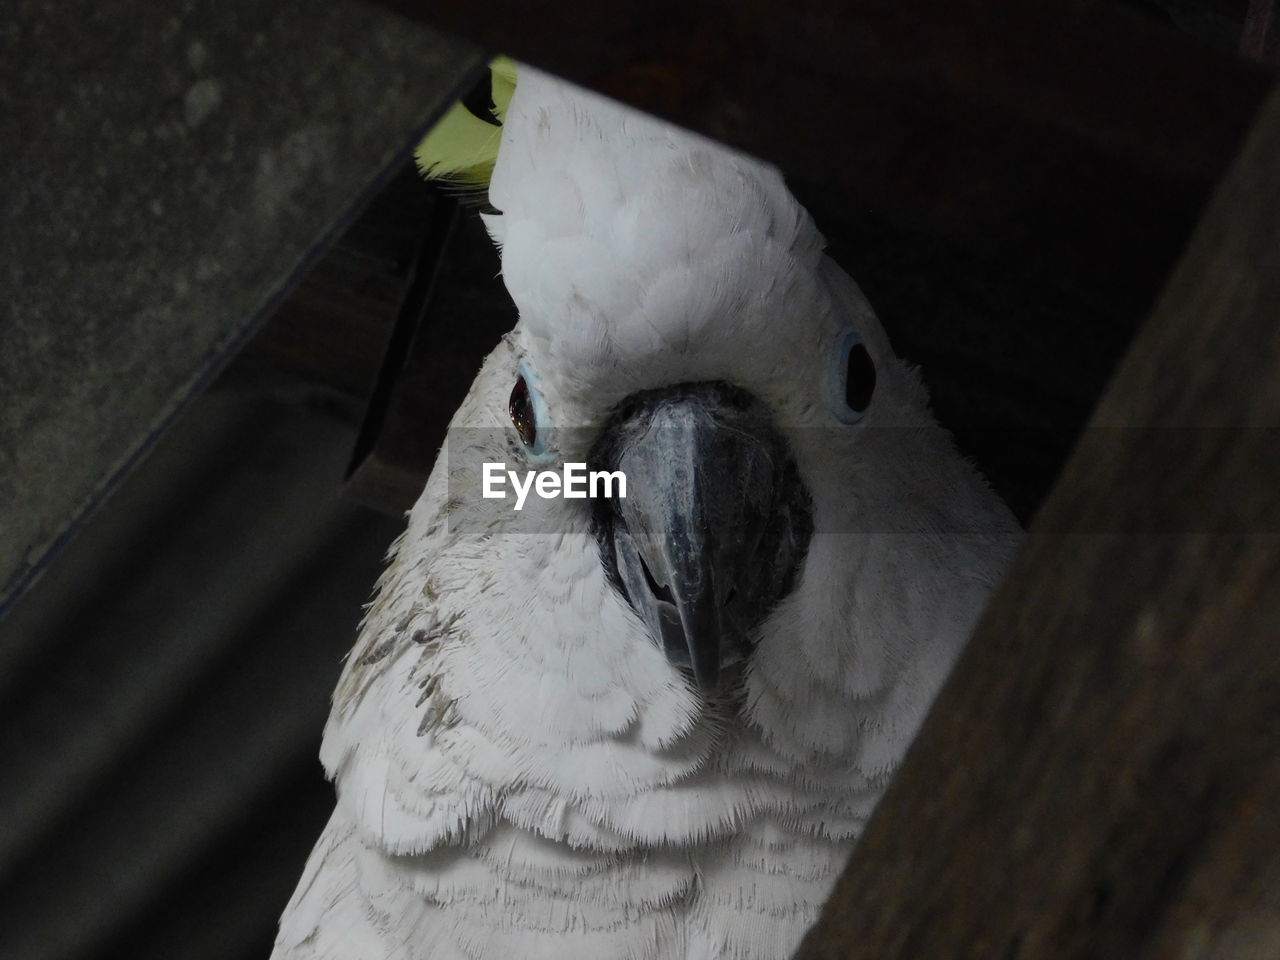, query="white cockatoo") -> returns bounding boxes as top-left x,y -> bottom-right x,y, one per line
273,62 -> 1020,960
